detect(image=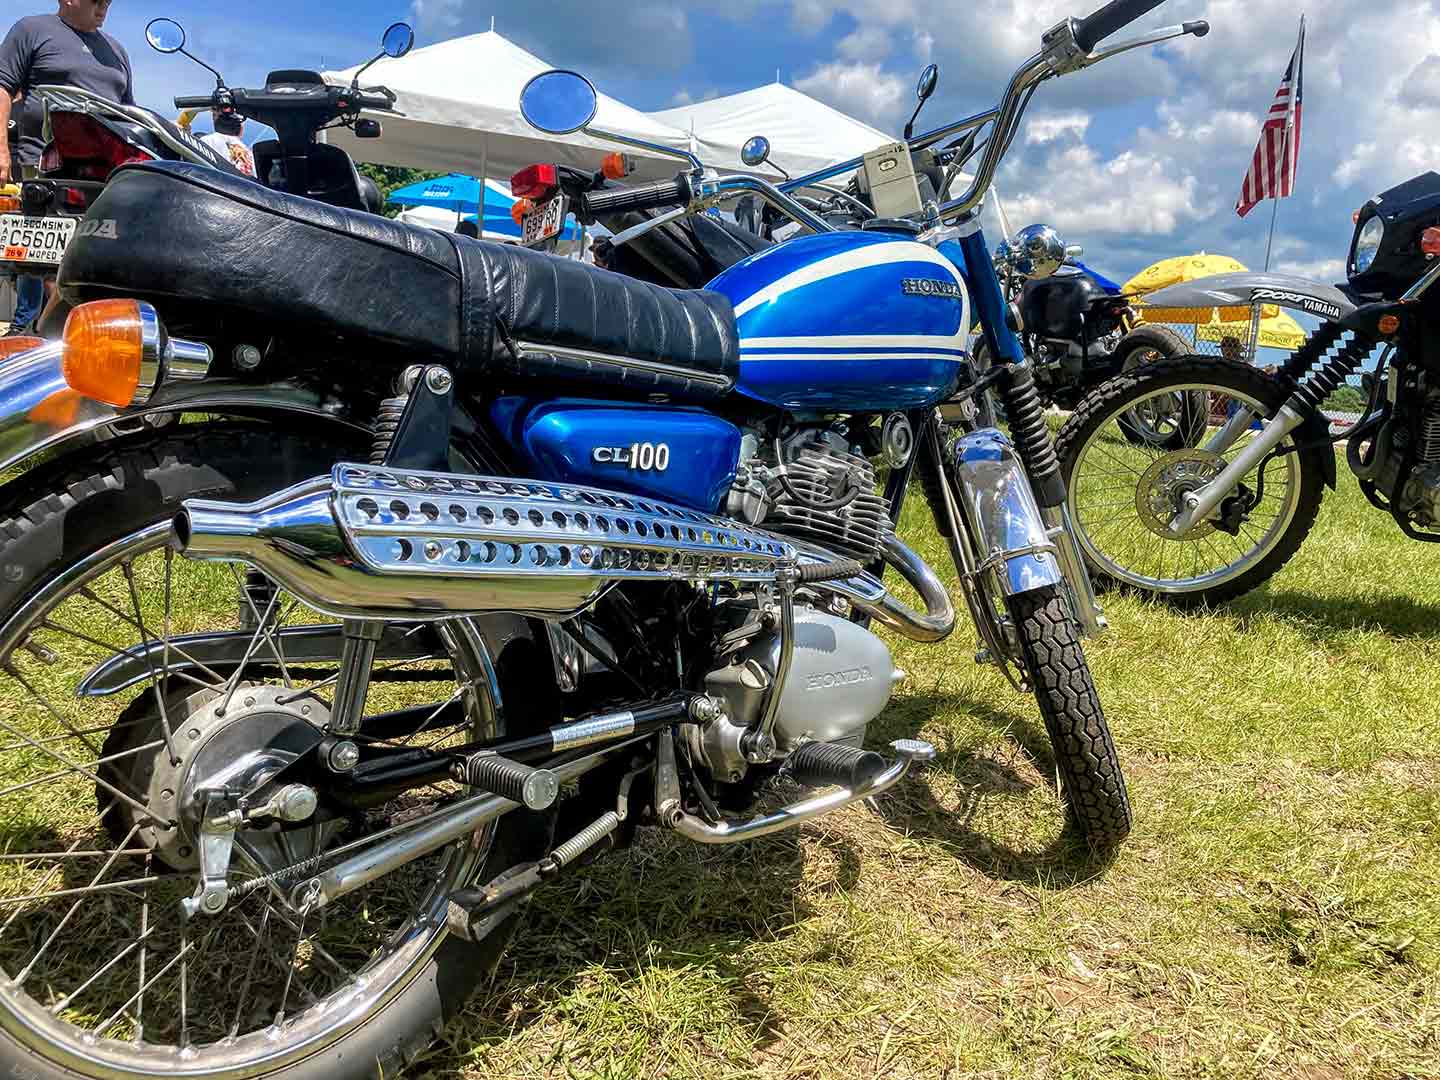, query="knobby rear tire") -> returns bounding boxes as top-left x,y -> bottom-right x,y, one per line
1009,585 -> 1132,849
0,423 -> 552,1080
